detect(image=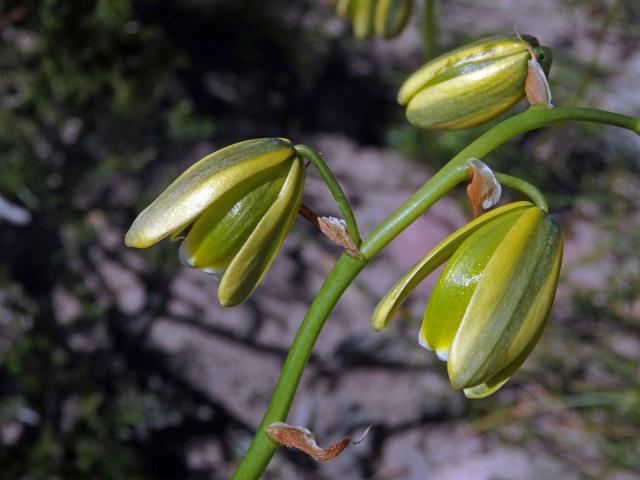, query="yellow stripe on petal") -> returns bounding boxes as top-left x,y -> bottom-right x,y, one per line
353,0 -> 376,39
448,208 -> 561,390
488,226 -> 563,375
422,206 -> 530,360
406,53 -> 529,130
374,0 -> 412,39
397,35 -> 531,105
462,241 -> 560,399
180,162 -> 291,272
125,138 -> 295,248
371,202 -> 532,332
